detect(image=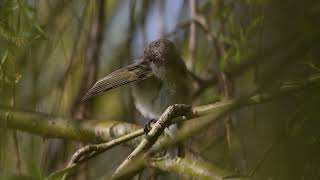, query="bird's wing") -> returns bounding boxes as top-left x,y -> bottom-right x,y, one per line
82,61 -> 151,101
